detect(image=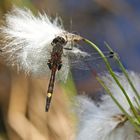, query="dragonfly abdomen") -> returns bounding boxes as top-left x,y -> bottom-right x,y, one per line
46,68 -> 56,112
